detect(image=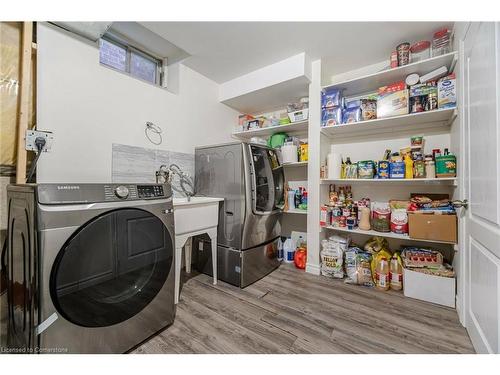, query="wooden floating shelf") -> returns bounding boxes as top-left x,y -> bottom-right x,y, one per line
322,226 -> 456,245
321,177 -> 457,186
284,209 -> 308,215
321,107 -> 457,142
232,120 -> 308,140
322,51 -> 458,97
